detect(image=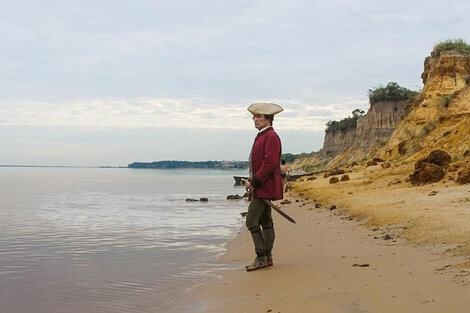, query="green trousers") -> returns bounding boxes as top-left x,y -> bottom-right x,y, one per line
246,197 -> 275,258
